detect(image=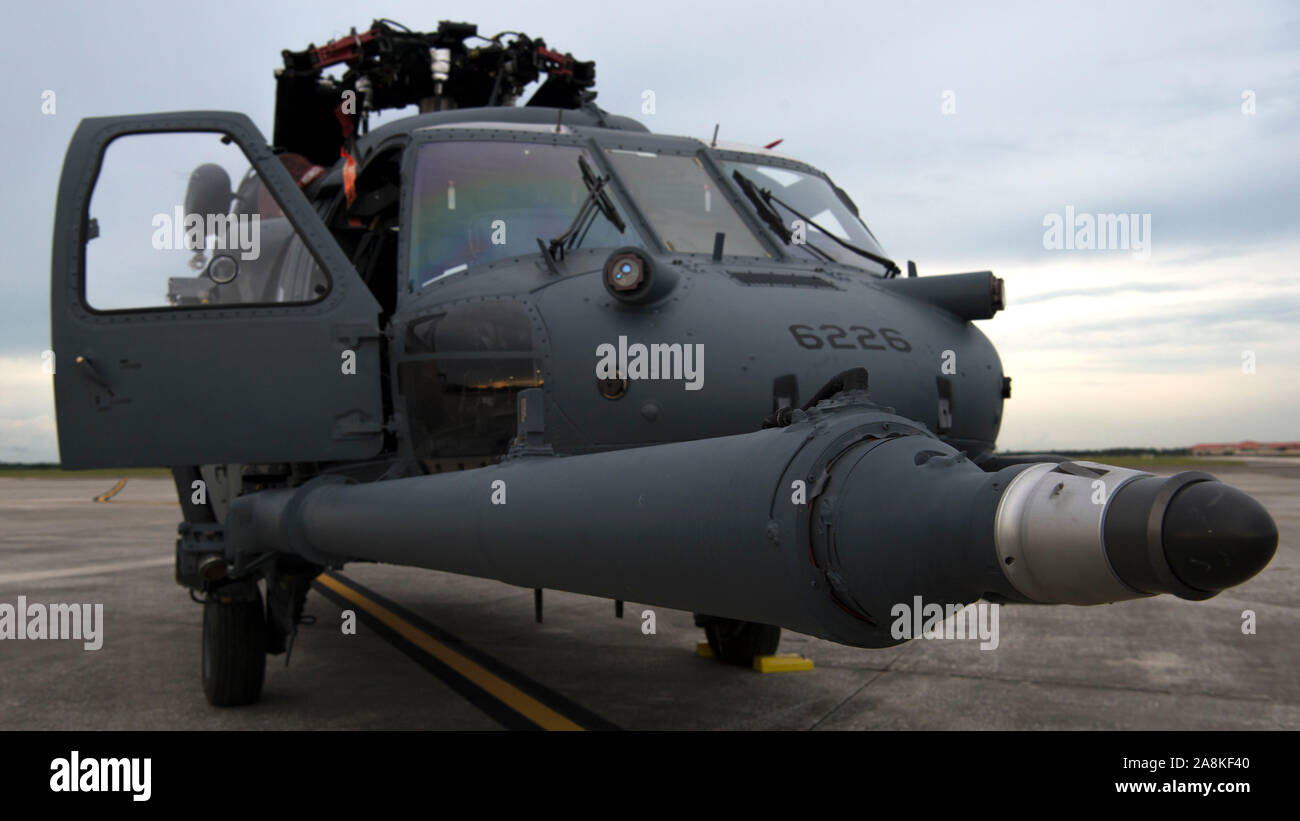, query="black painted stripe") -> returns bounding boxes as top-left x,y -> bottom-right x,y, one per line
312,571 -> 620,731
